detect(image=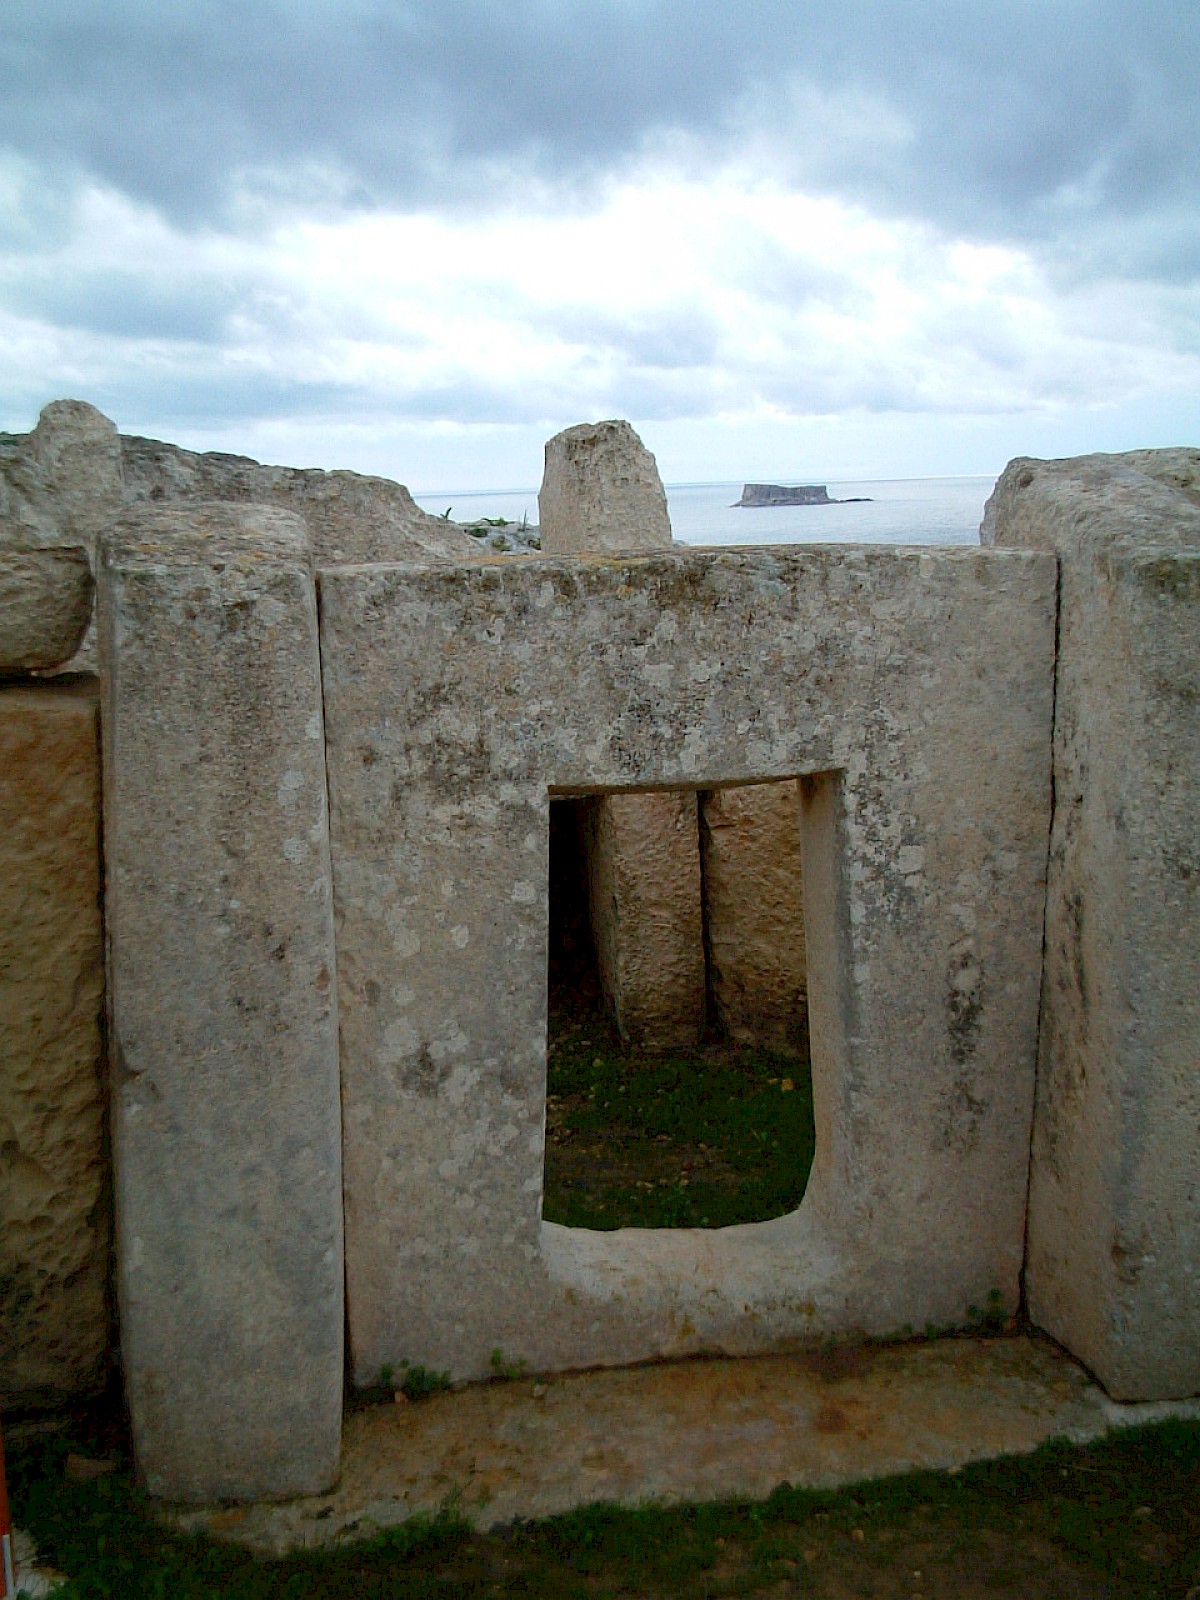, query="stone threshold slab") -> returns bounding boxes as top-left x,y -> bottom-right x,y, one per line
167,1335 -> 1200,1557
